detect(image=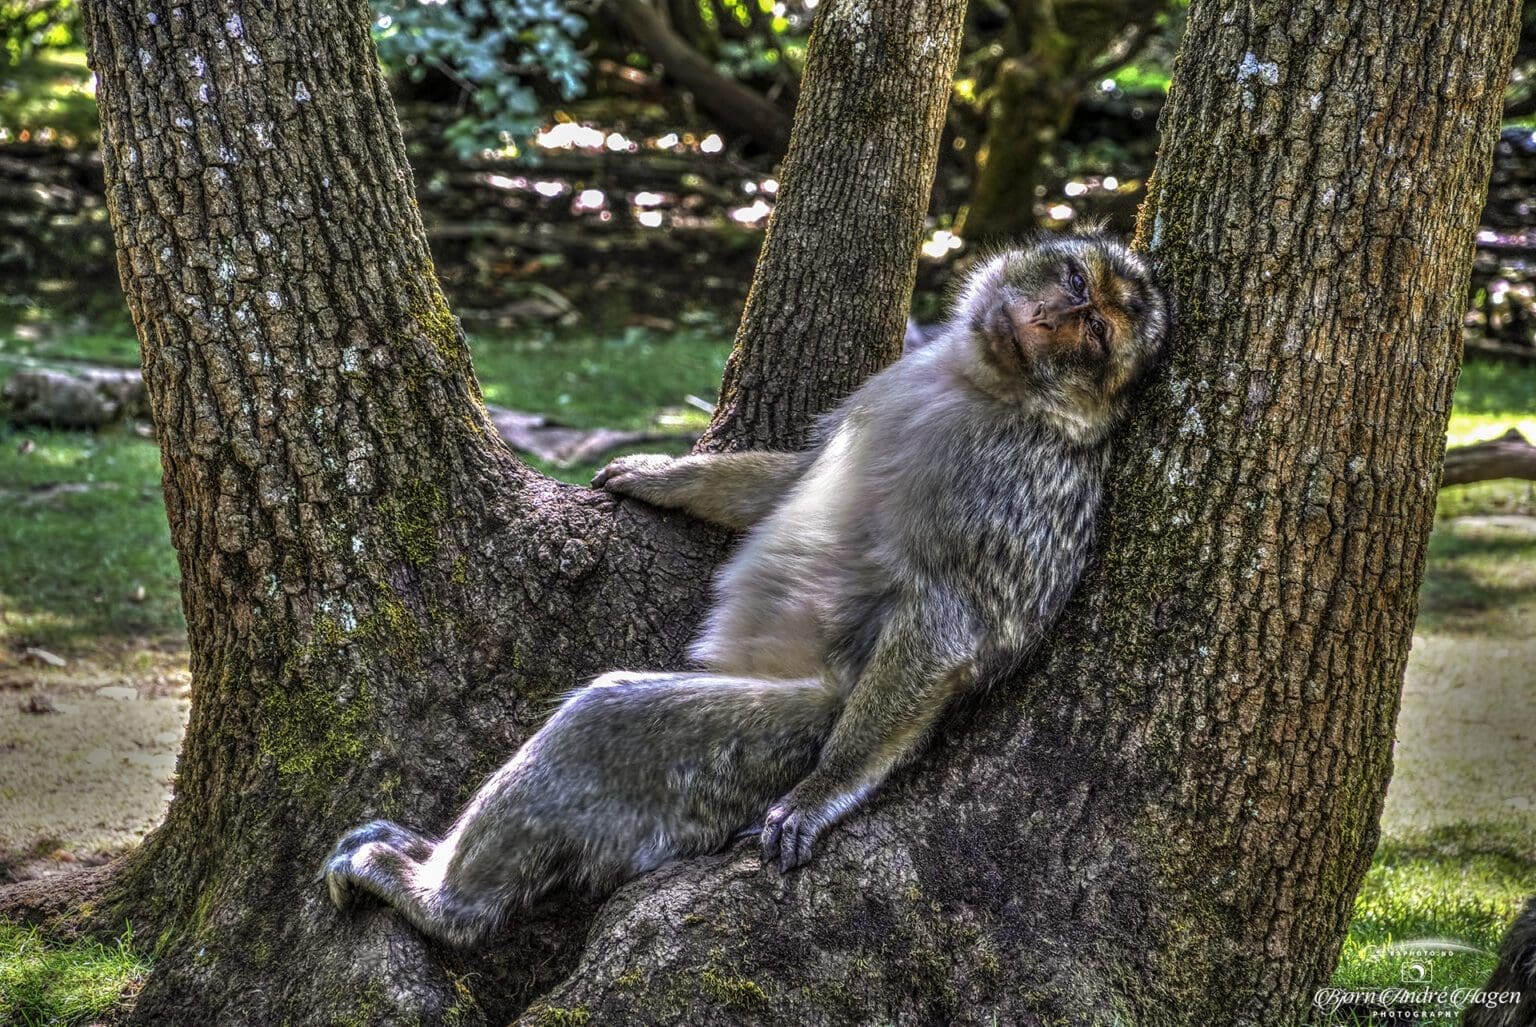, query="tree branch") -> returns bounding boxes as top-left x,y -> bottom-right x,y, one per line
1442,428 -> 1536,486
603,0 -> 791,154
